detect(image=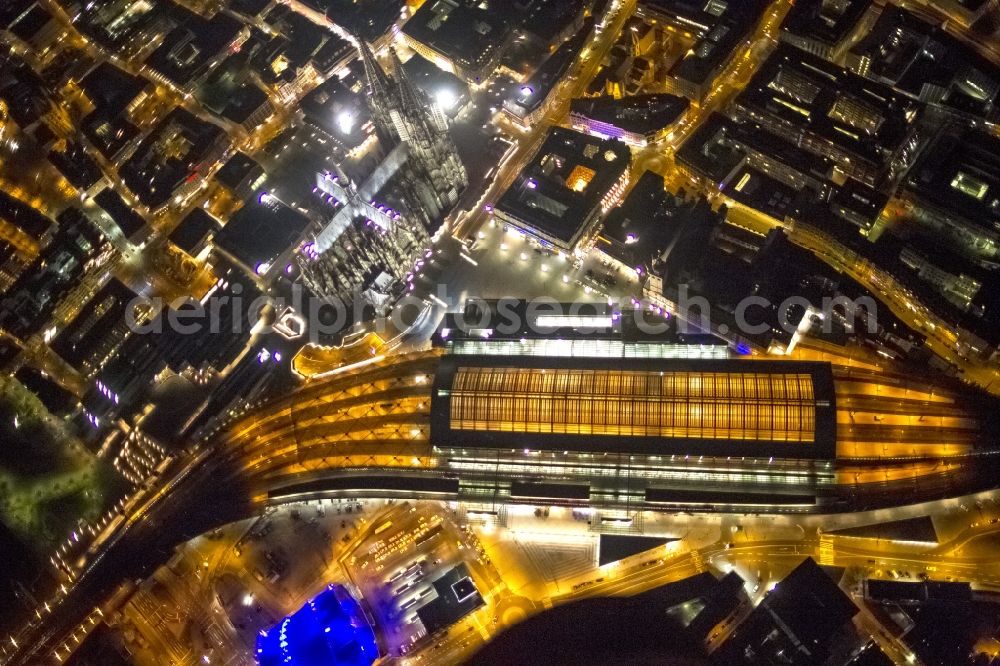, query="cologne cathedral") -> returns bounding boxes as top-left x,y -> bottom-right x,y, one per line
300,35 -> 468,305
